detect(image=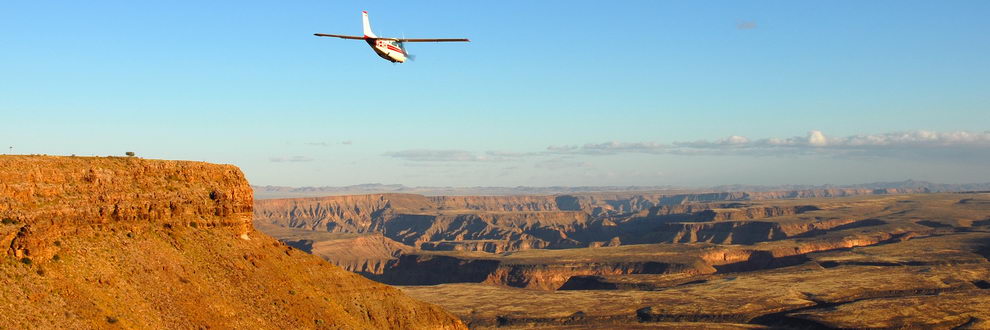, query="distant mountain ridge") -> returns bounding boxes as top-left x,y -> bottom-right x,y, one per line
253,180 -> 990,199
710,180 -> 990,192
